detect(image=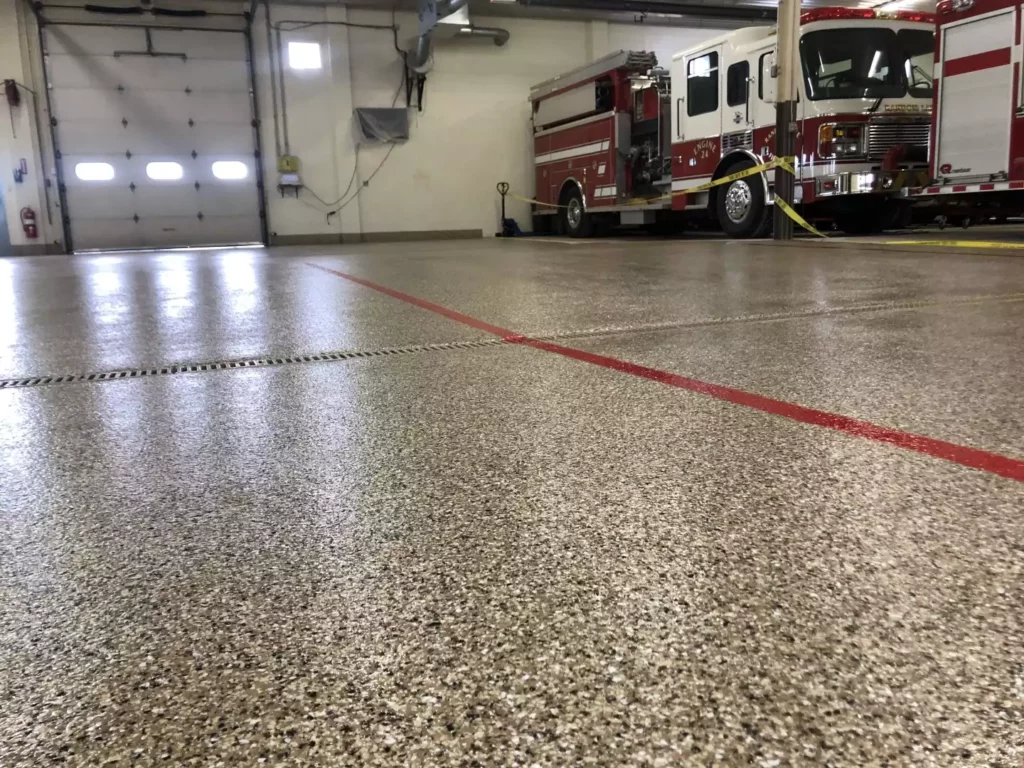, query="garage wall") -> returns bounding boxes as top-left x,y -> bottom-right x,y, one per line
0,0 -> 58,254
1,0 -> 726,251
254,6 -> 727,243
